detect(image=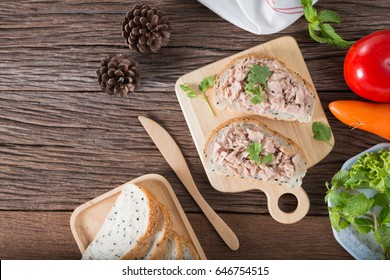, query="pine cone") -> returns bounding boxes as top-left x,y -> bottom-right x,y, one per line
122,4 -> 171,53
97,54 -> 140,96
